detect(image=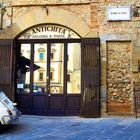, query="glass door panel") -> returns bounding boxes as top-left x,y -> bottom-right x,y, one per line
33,44 -> 47,94
17,44 -> 31,94
50,43 -> 64,94
17,42 -> 81,95
67,43 -> 81,94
